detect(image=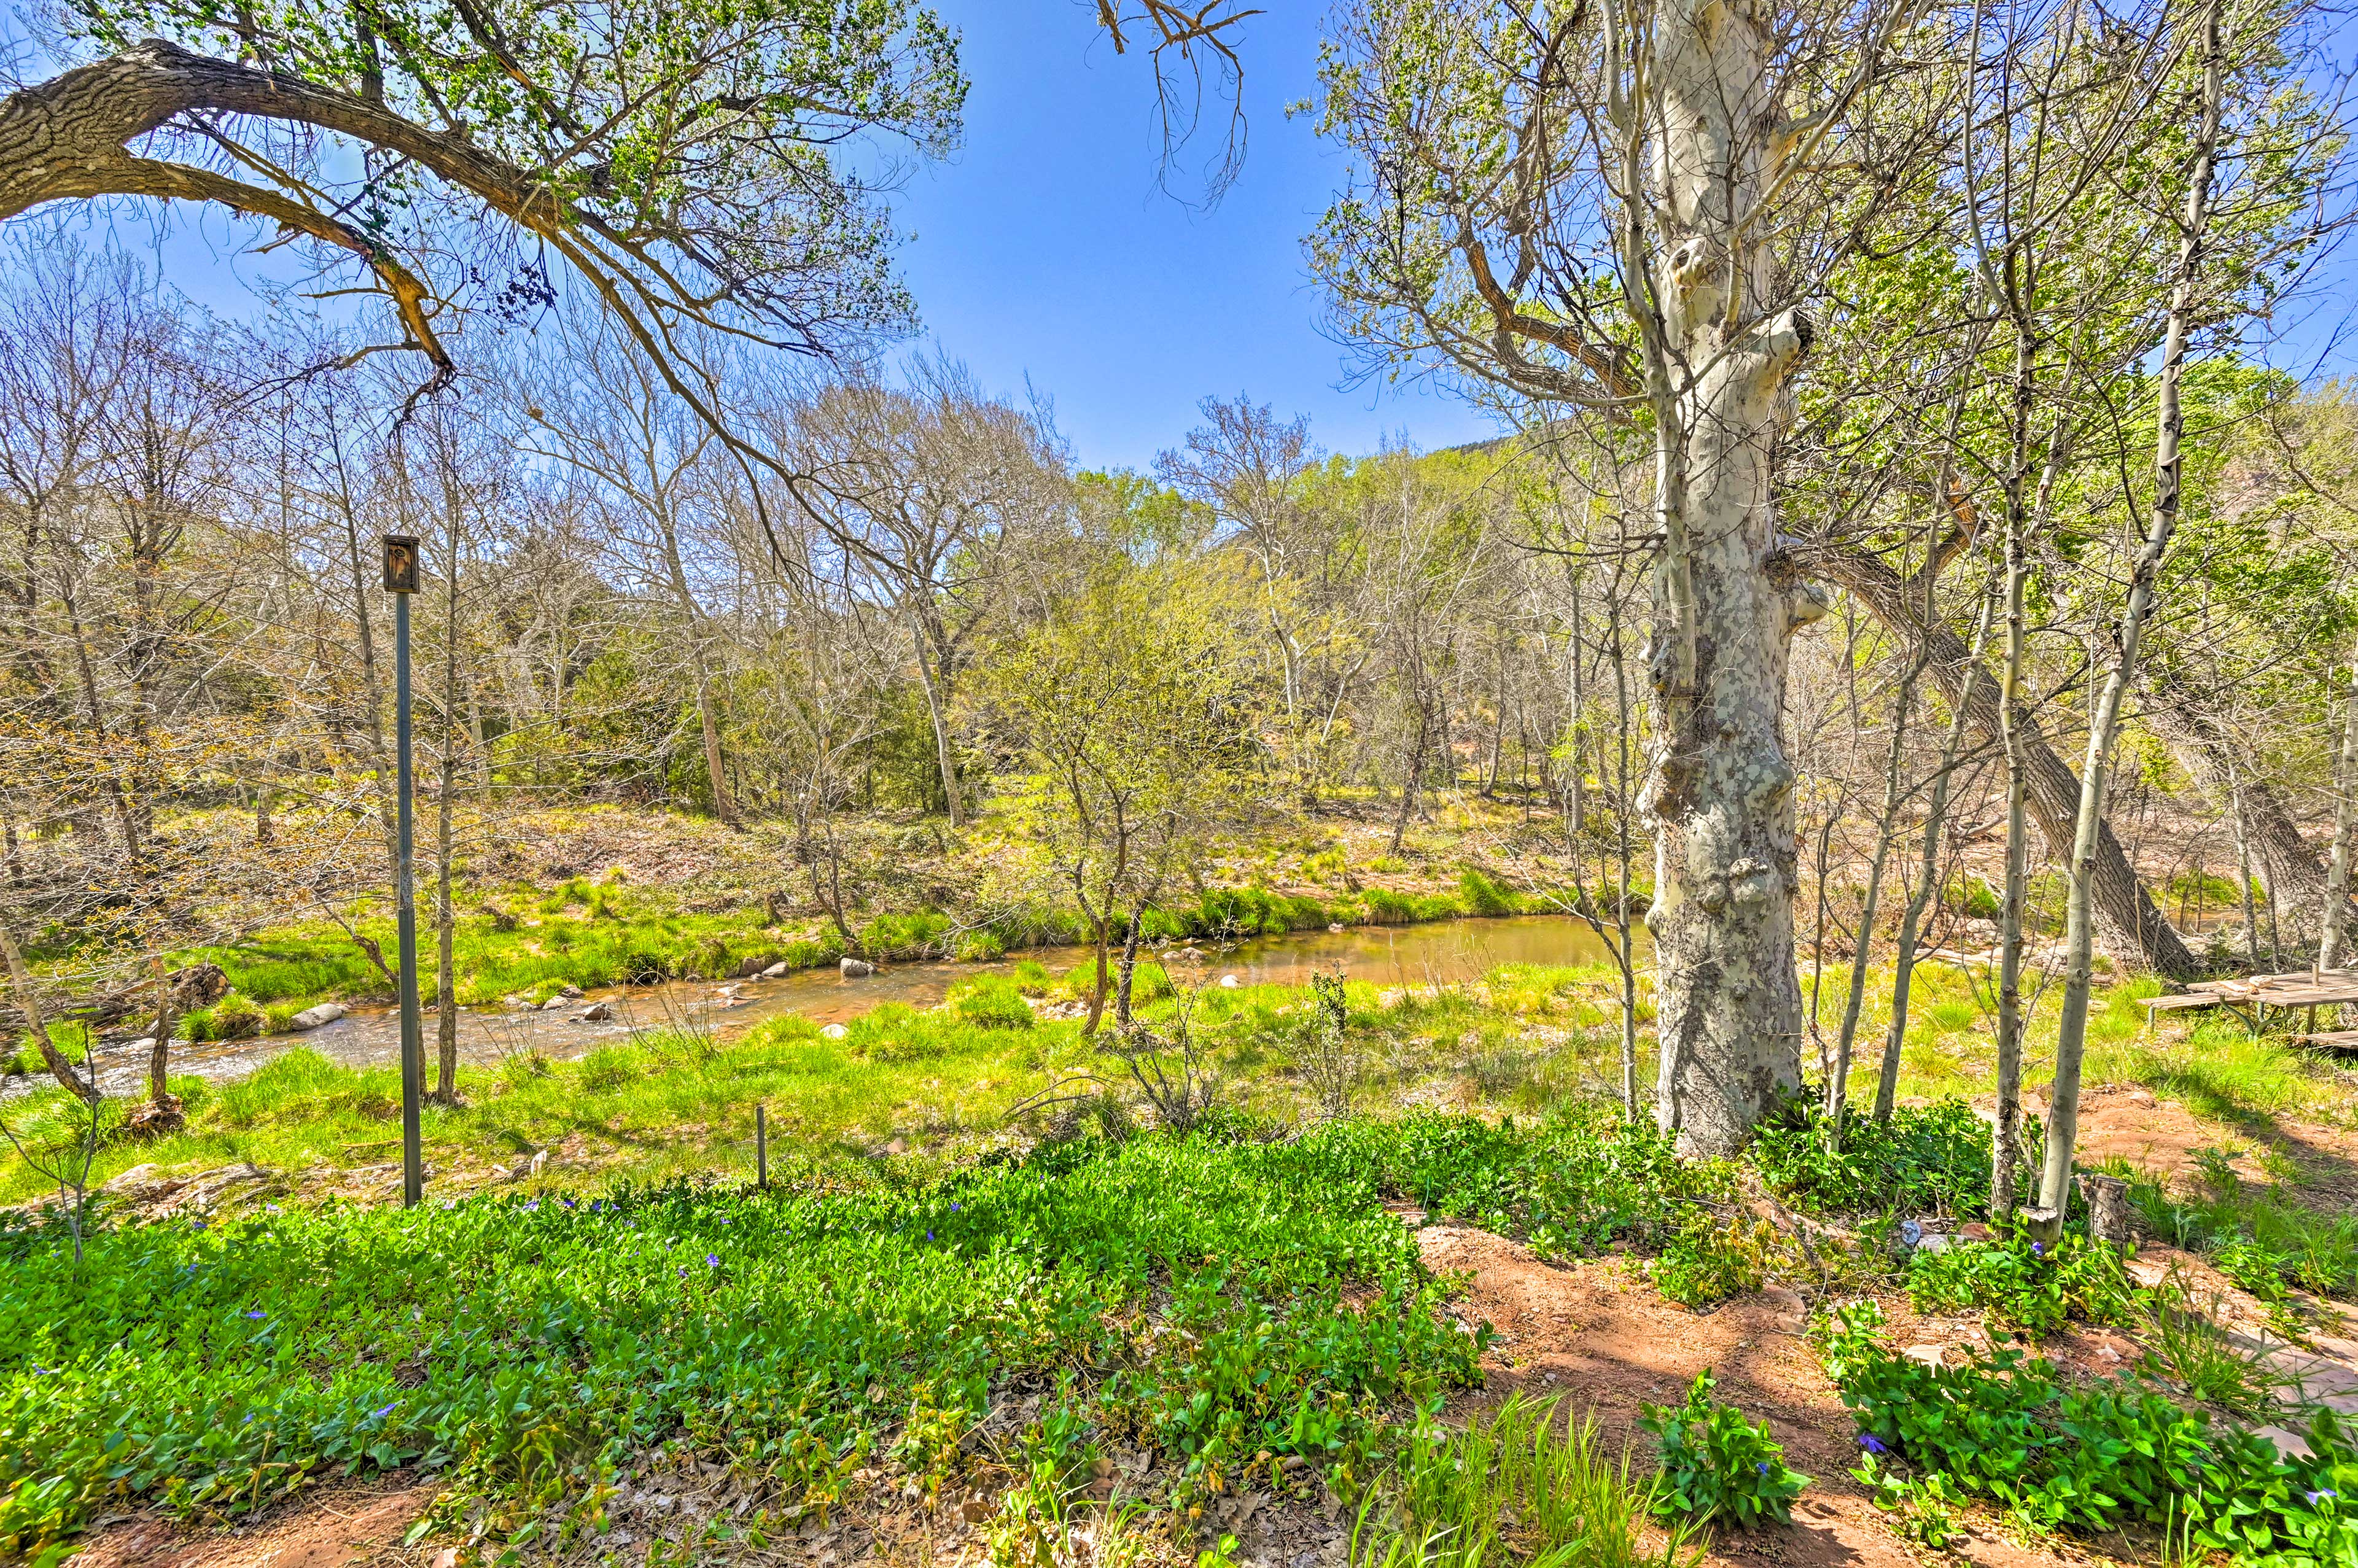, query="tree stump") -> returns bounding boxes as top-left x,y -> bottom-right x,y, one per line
2077,1173 -> 2133,1246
